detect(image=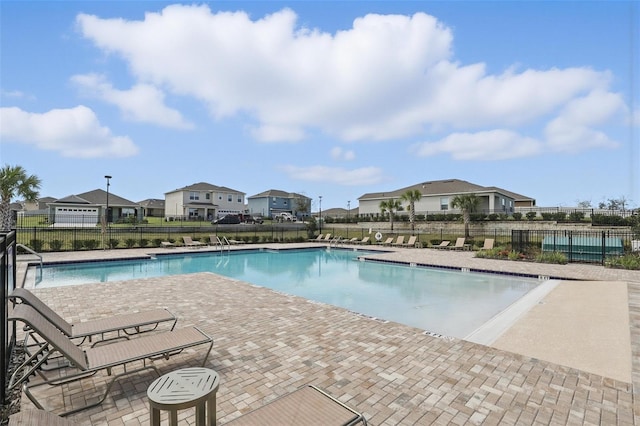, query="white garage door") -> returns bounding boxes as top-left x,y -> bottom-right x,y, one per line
54,207 -> 100,226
